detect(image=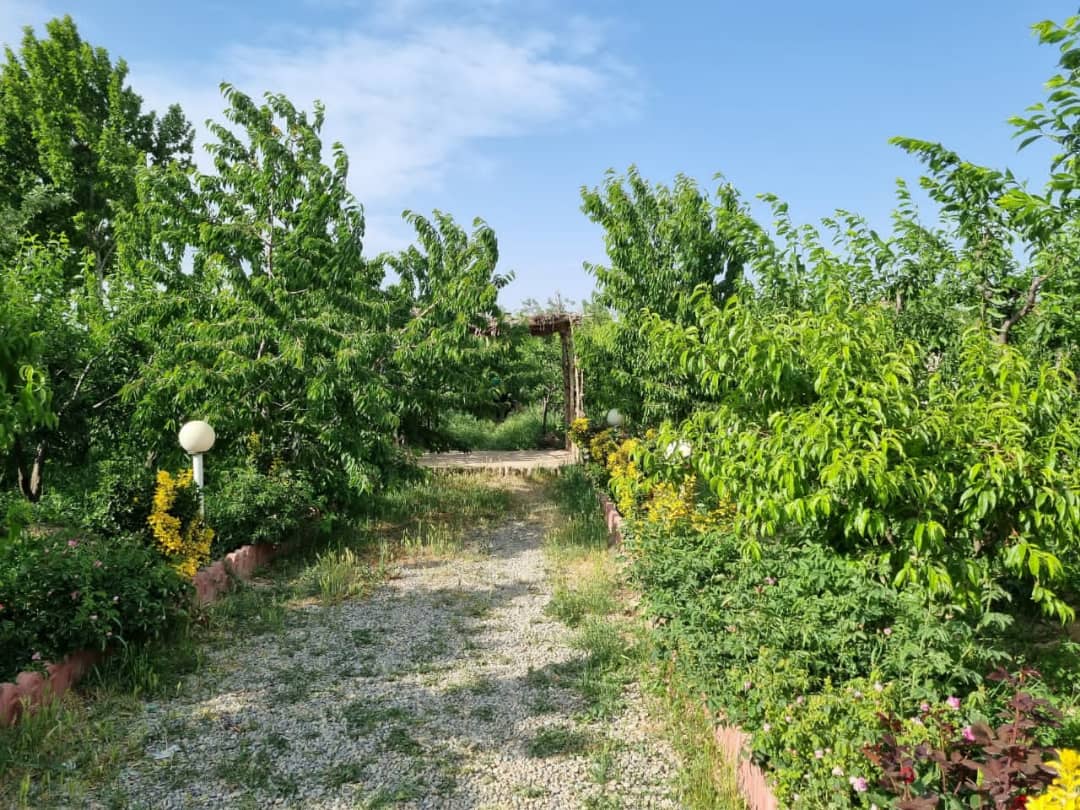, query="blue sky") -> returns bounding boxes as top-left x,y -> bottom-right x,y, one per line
1,0 -> 1075,309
